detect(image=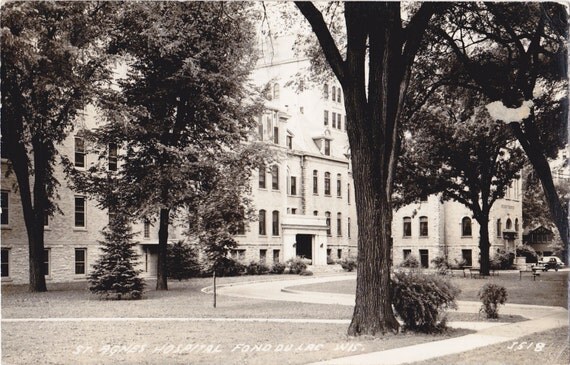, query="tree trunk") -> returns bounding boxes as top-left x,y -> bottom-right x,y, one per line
477,214 -> 491,276
156,208 -> 169,290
